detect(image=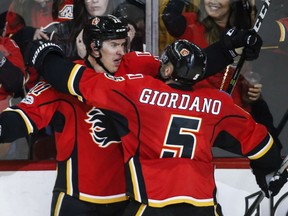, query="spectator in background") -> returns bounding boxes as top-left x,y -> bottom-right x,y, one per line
19,0 -> 126,60
71,0 -> 125,59
158,0 -> 199,53
4,0 -> 74,39
161,0 -> 281,150
9,0 -> 126,92
4,0 -> 74,90
113,0 -> 146,51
